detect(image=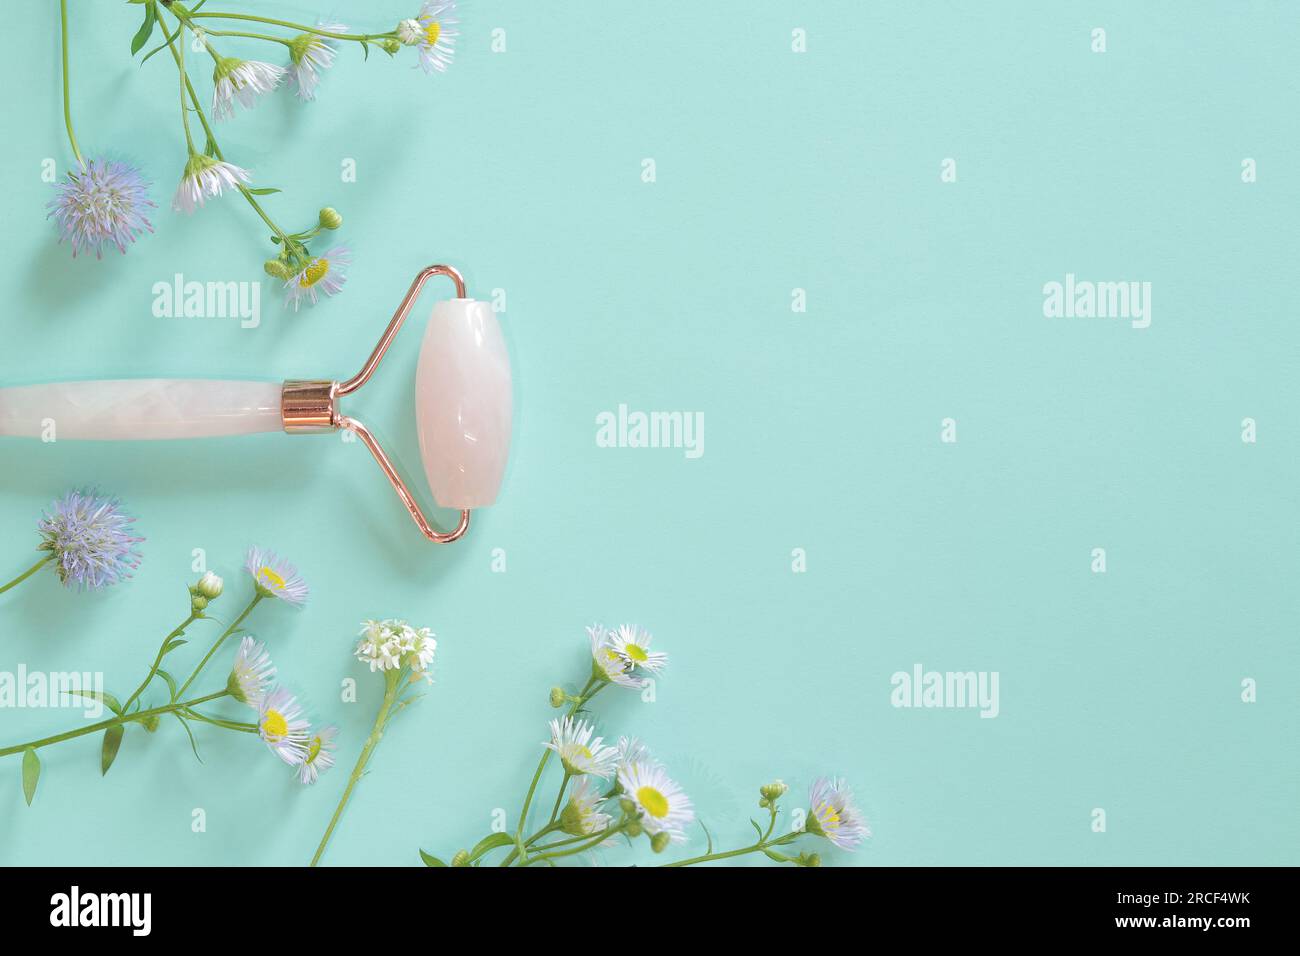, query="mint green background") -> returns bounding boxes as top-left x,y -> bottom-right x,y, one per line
1,1 -> 1296,866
